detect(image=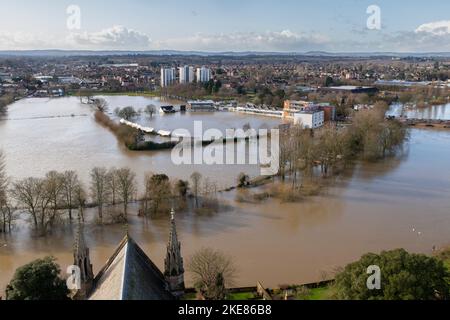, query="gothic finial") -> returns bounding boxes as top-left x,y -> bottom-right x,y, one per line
125,221 -> 130,239
171,207 -> 175,221
74,214 -> 84,255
